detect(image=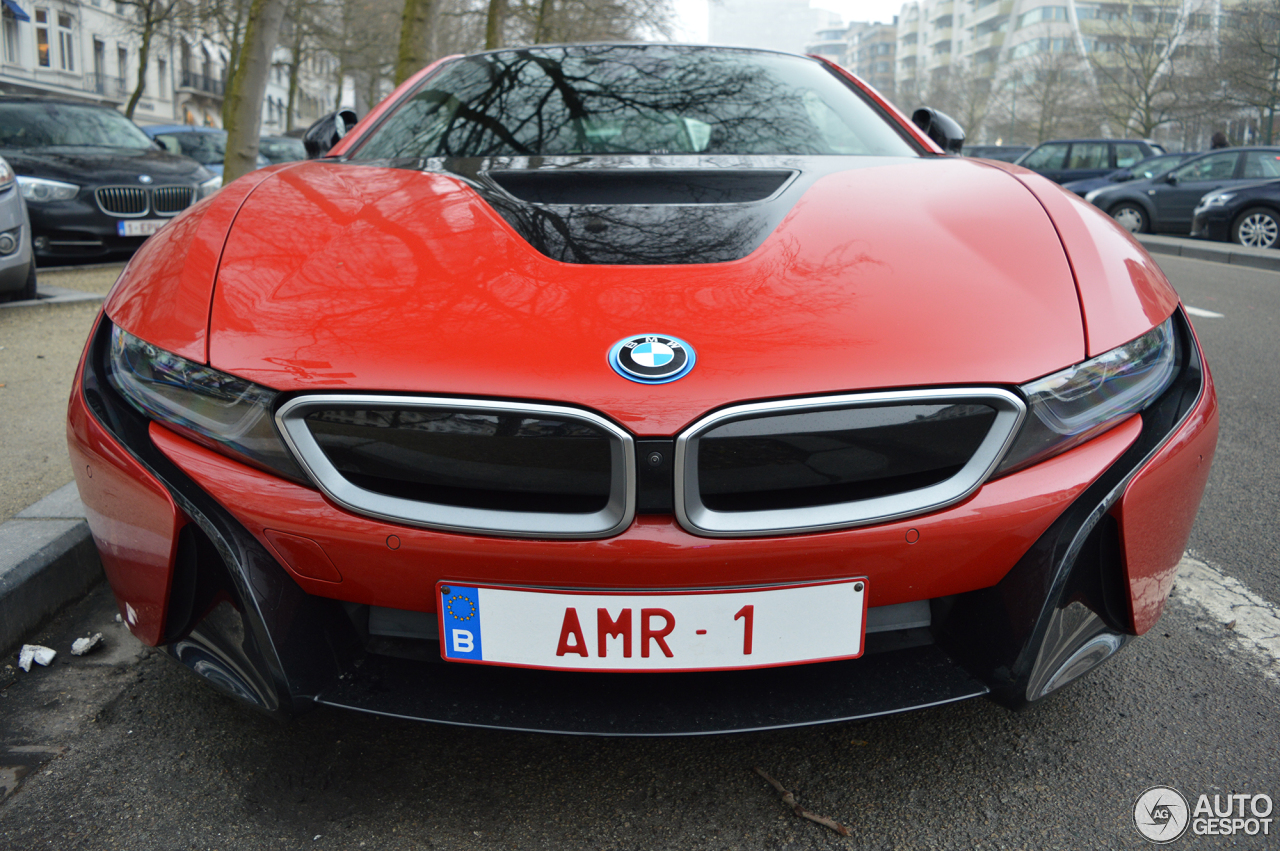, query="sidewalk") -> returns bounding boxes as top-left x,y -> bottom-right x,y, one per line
1,263 -> 120,653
